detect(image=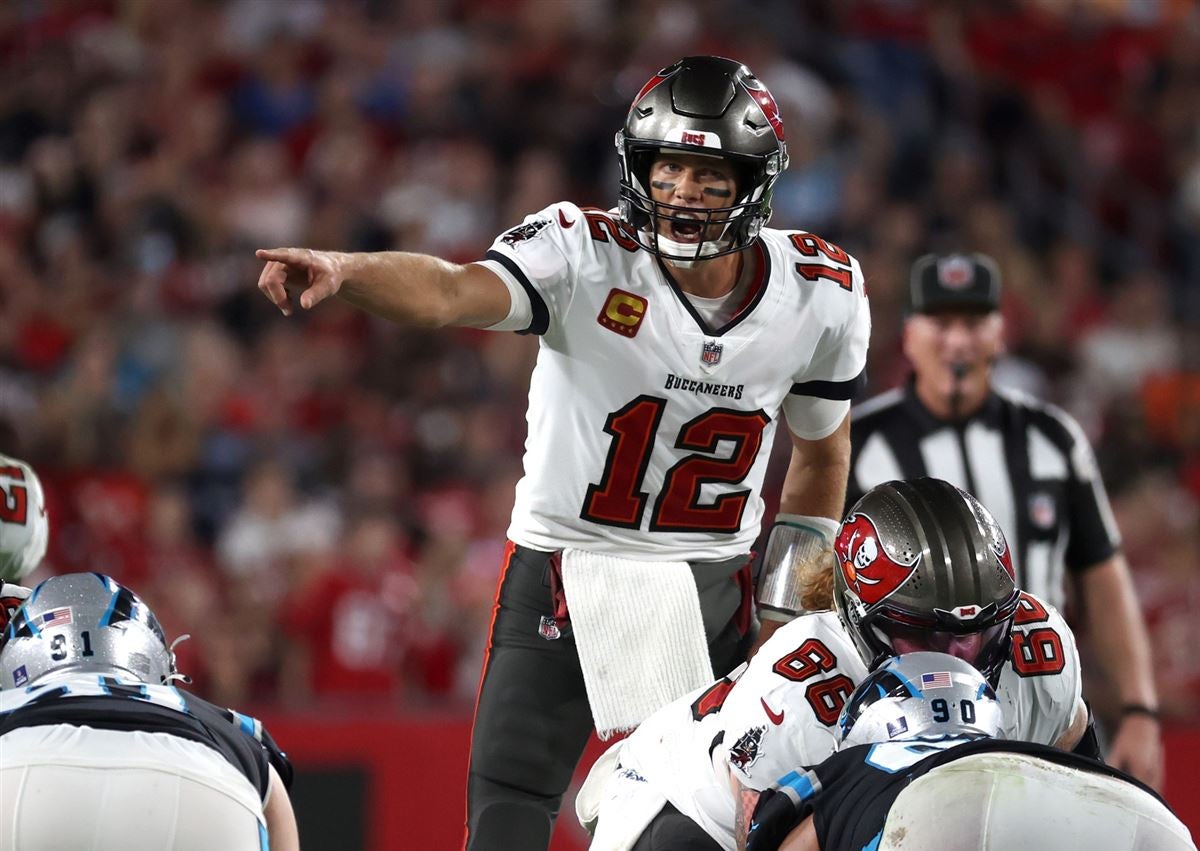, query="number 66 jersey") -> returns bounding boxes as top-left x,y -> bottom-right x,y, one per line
478,202 -> 871,560
586,594 -> 1081,851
